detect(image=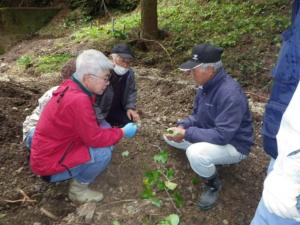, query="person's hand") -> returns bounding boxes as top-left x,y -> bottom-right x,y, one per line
127,109 -> 140,122
164,127 -> 185,143
122,123 -> 138,138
